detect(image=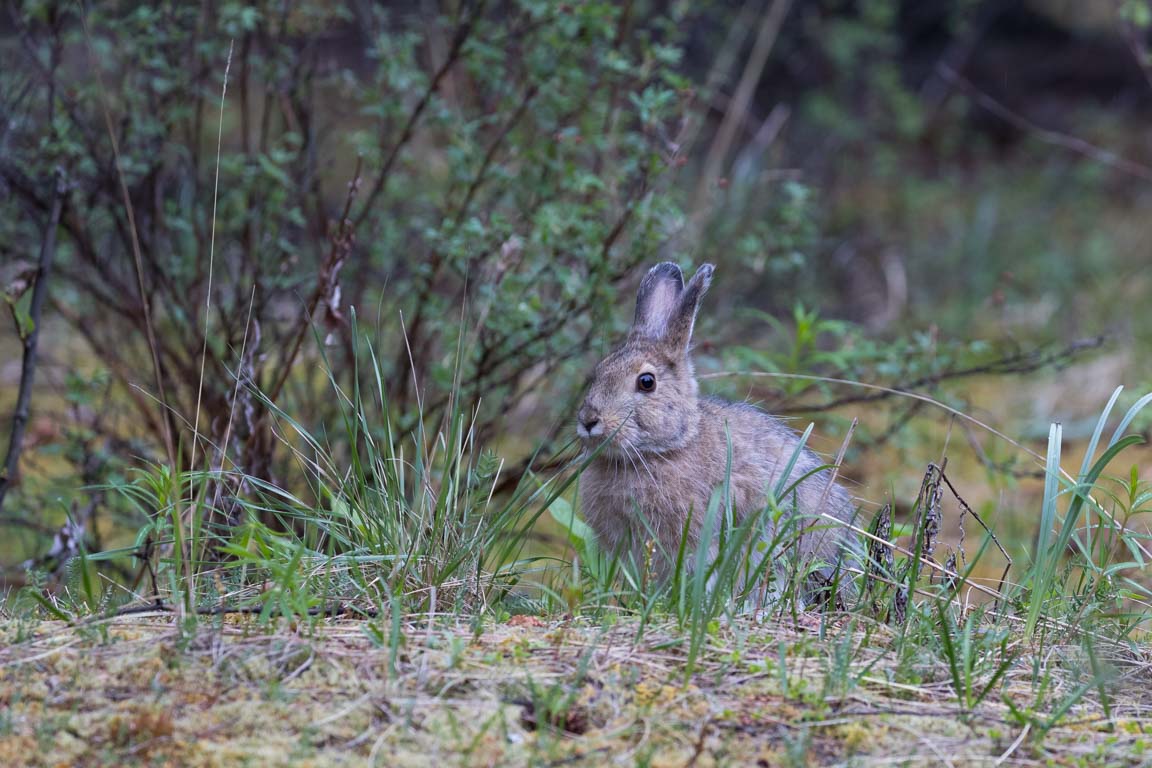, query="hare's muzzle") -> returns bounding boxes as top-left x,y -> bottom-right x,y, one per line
576,406 -> 604,439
